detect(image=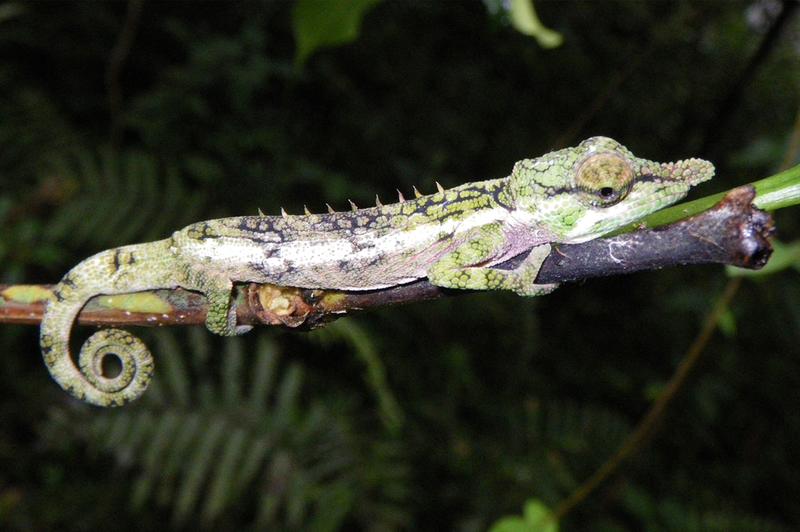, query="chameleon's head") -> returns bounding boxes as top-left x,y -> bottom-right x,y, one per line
509,136 -> 714,242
